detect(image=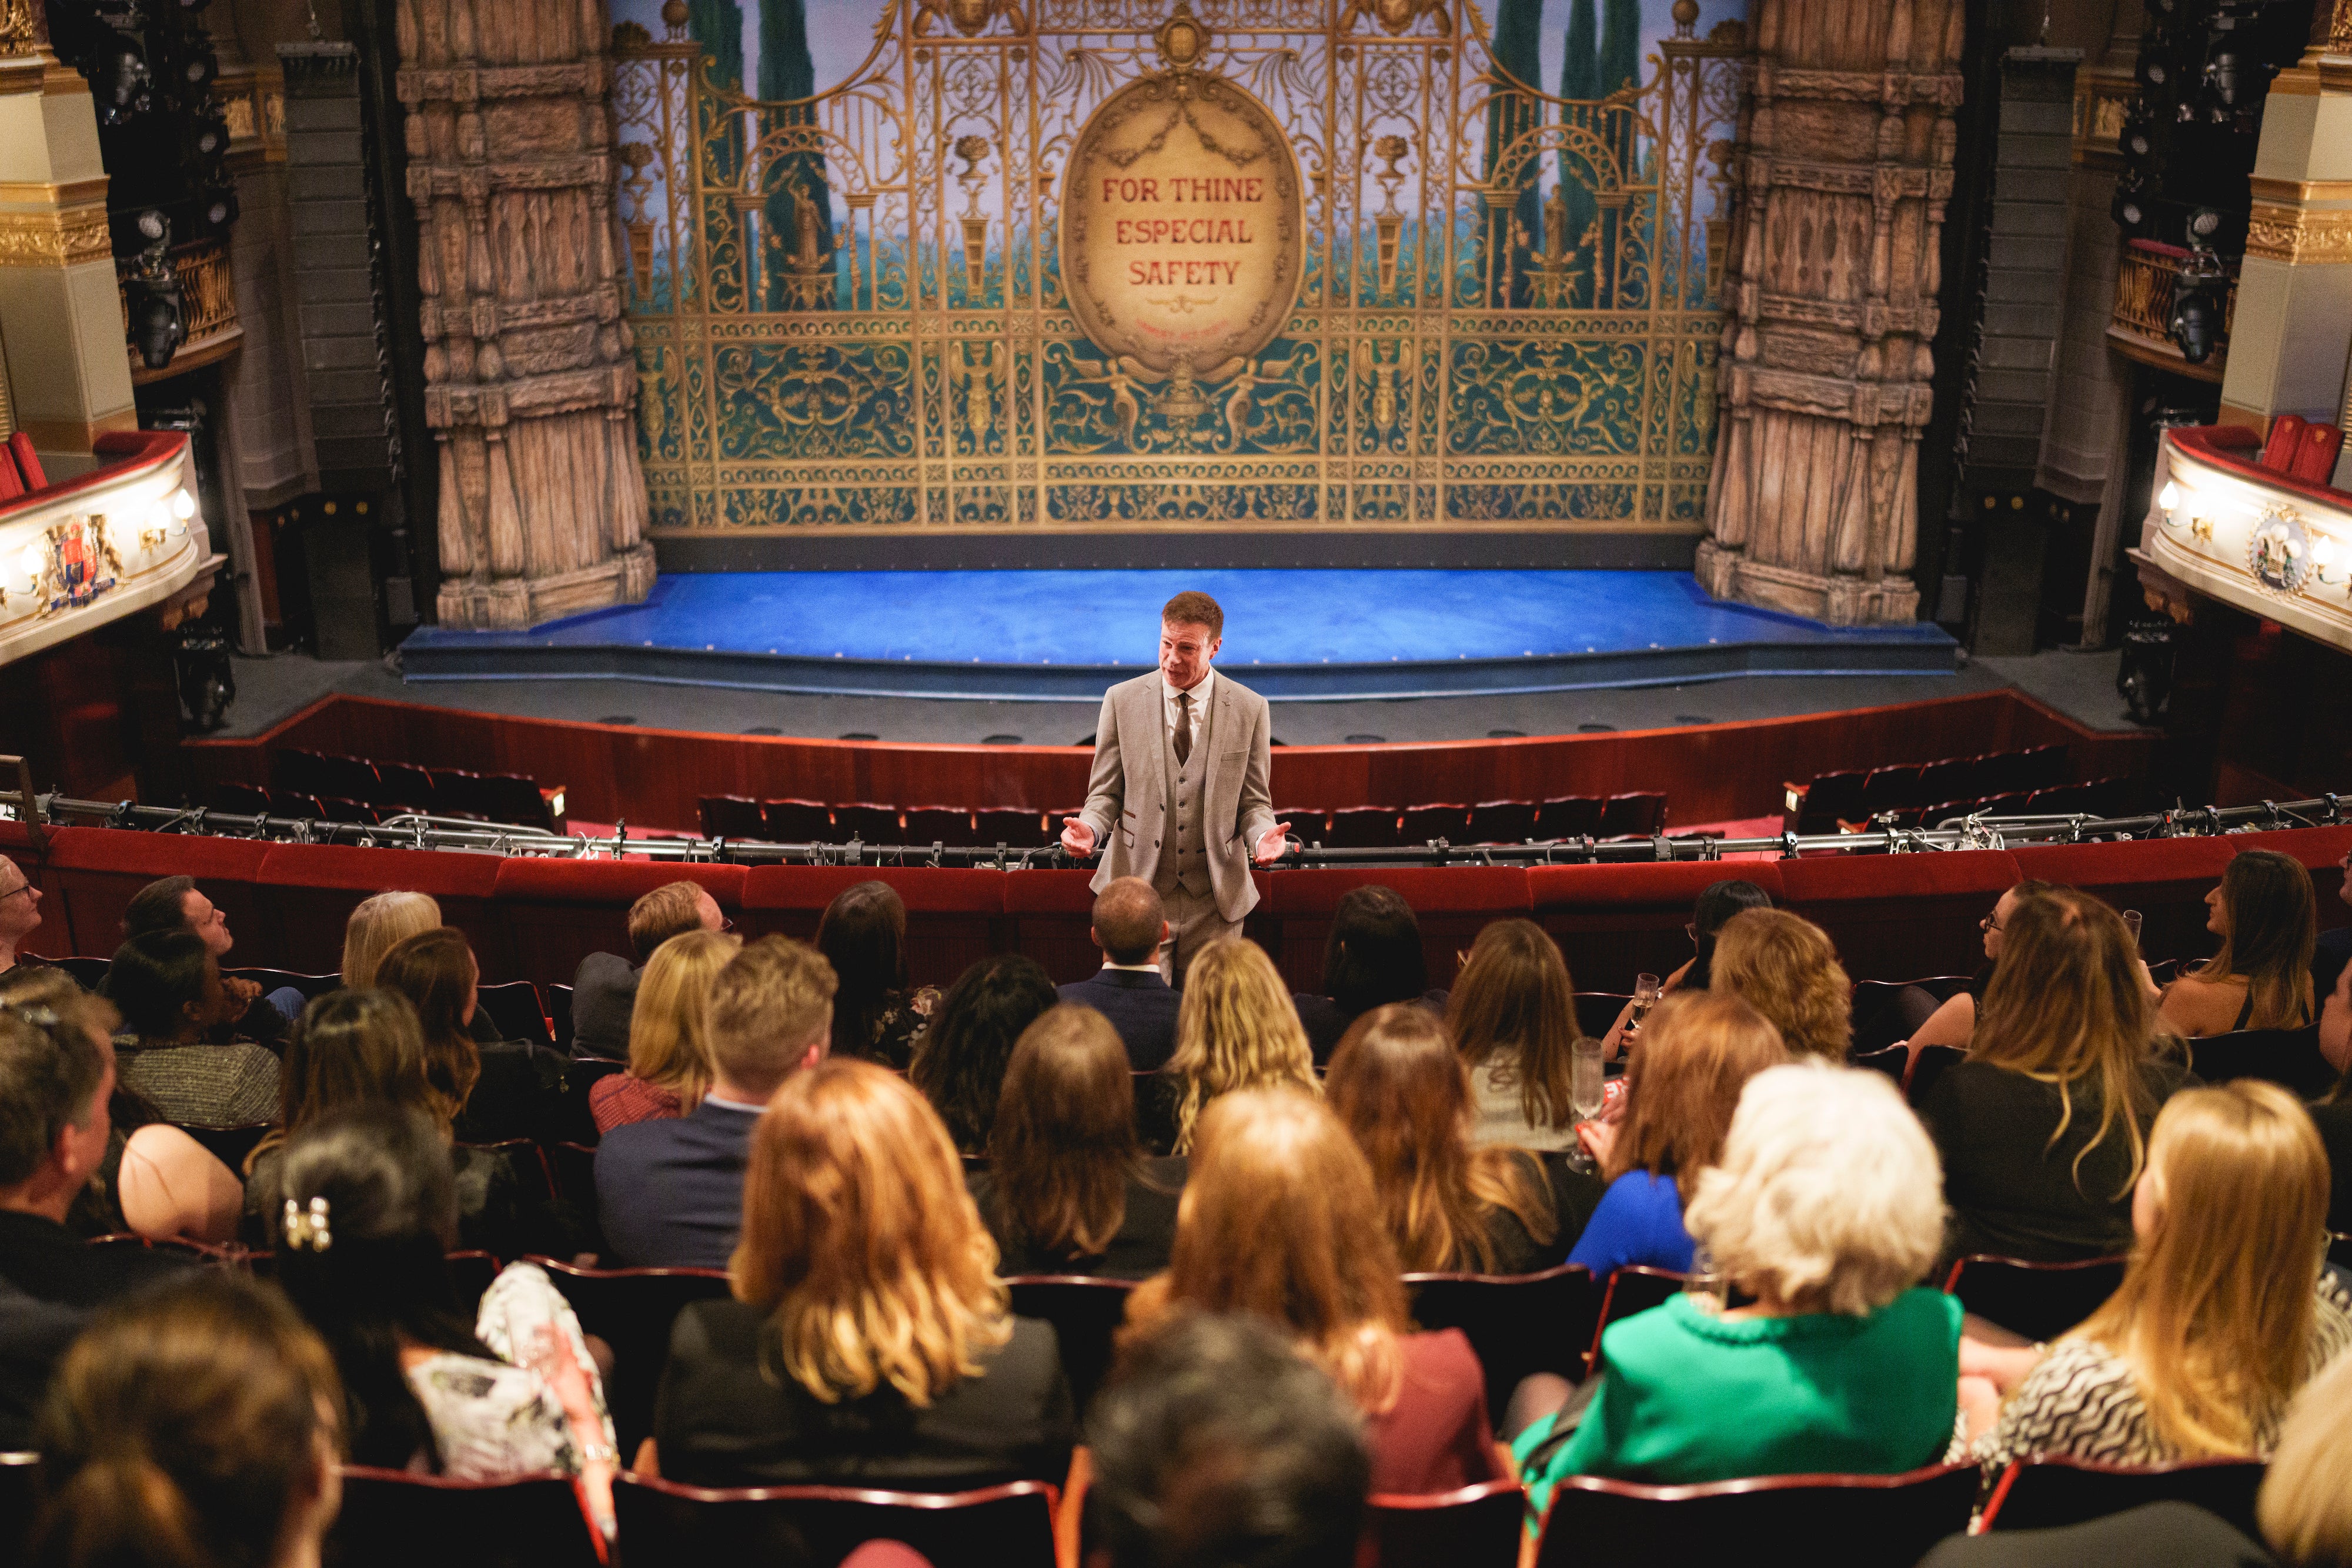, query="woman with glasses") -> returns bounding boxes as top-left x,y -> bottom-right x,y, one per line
1905,880 -> 2058,1051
